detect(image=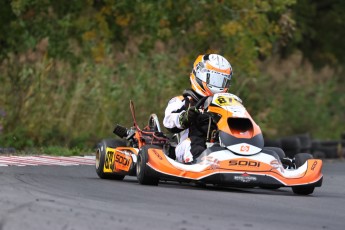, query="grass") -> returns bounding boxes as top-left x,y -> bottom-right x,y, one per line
0,146 -> 95,156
